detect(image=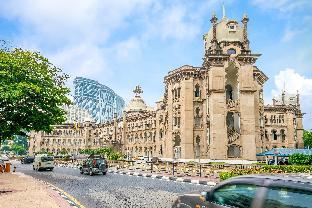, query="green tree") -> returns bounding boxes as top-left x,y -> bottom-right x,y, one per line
303,130 -> 312,148
59,148 -> 68,155
11,144 -> 27,155
0,47 -> 71,146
